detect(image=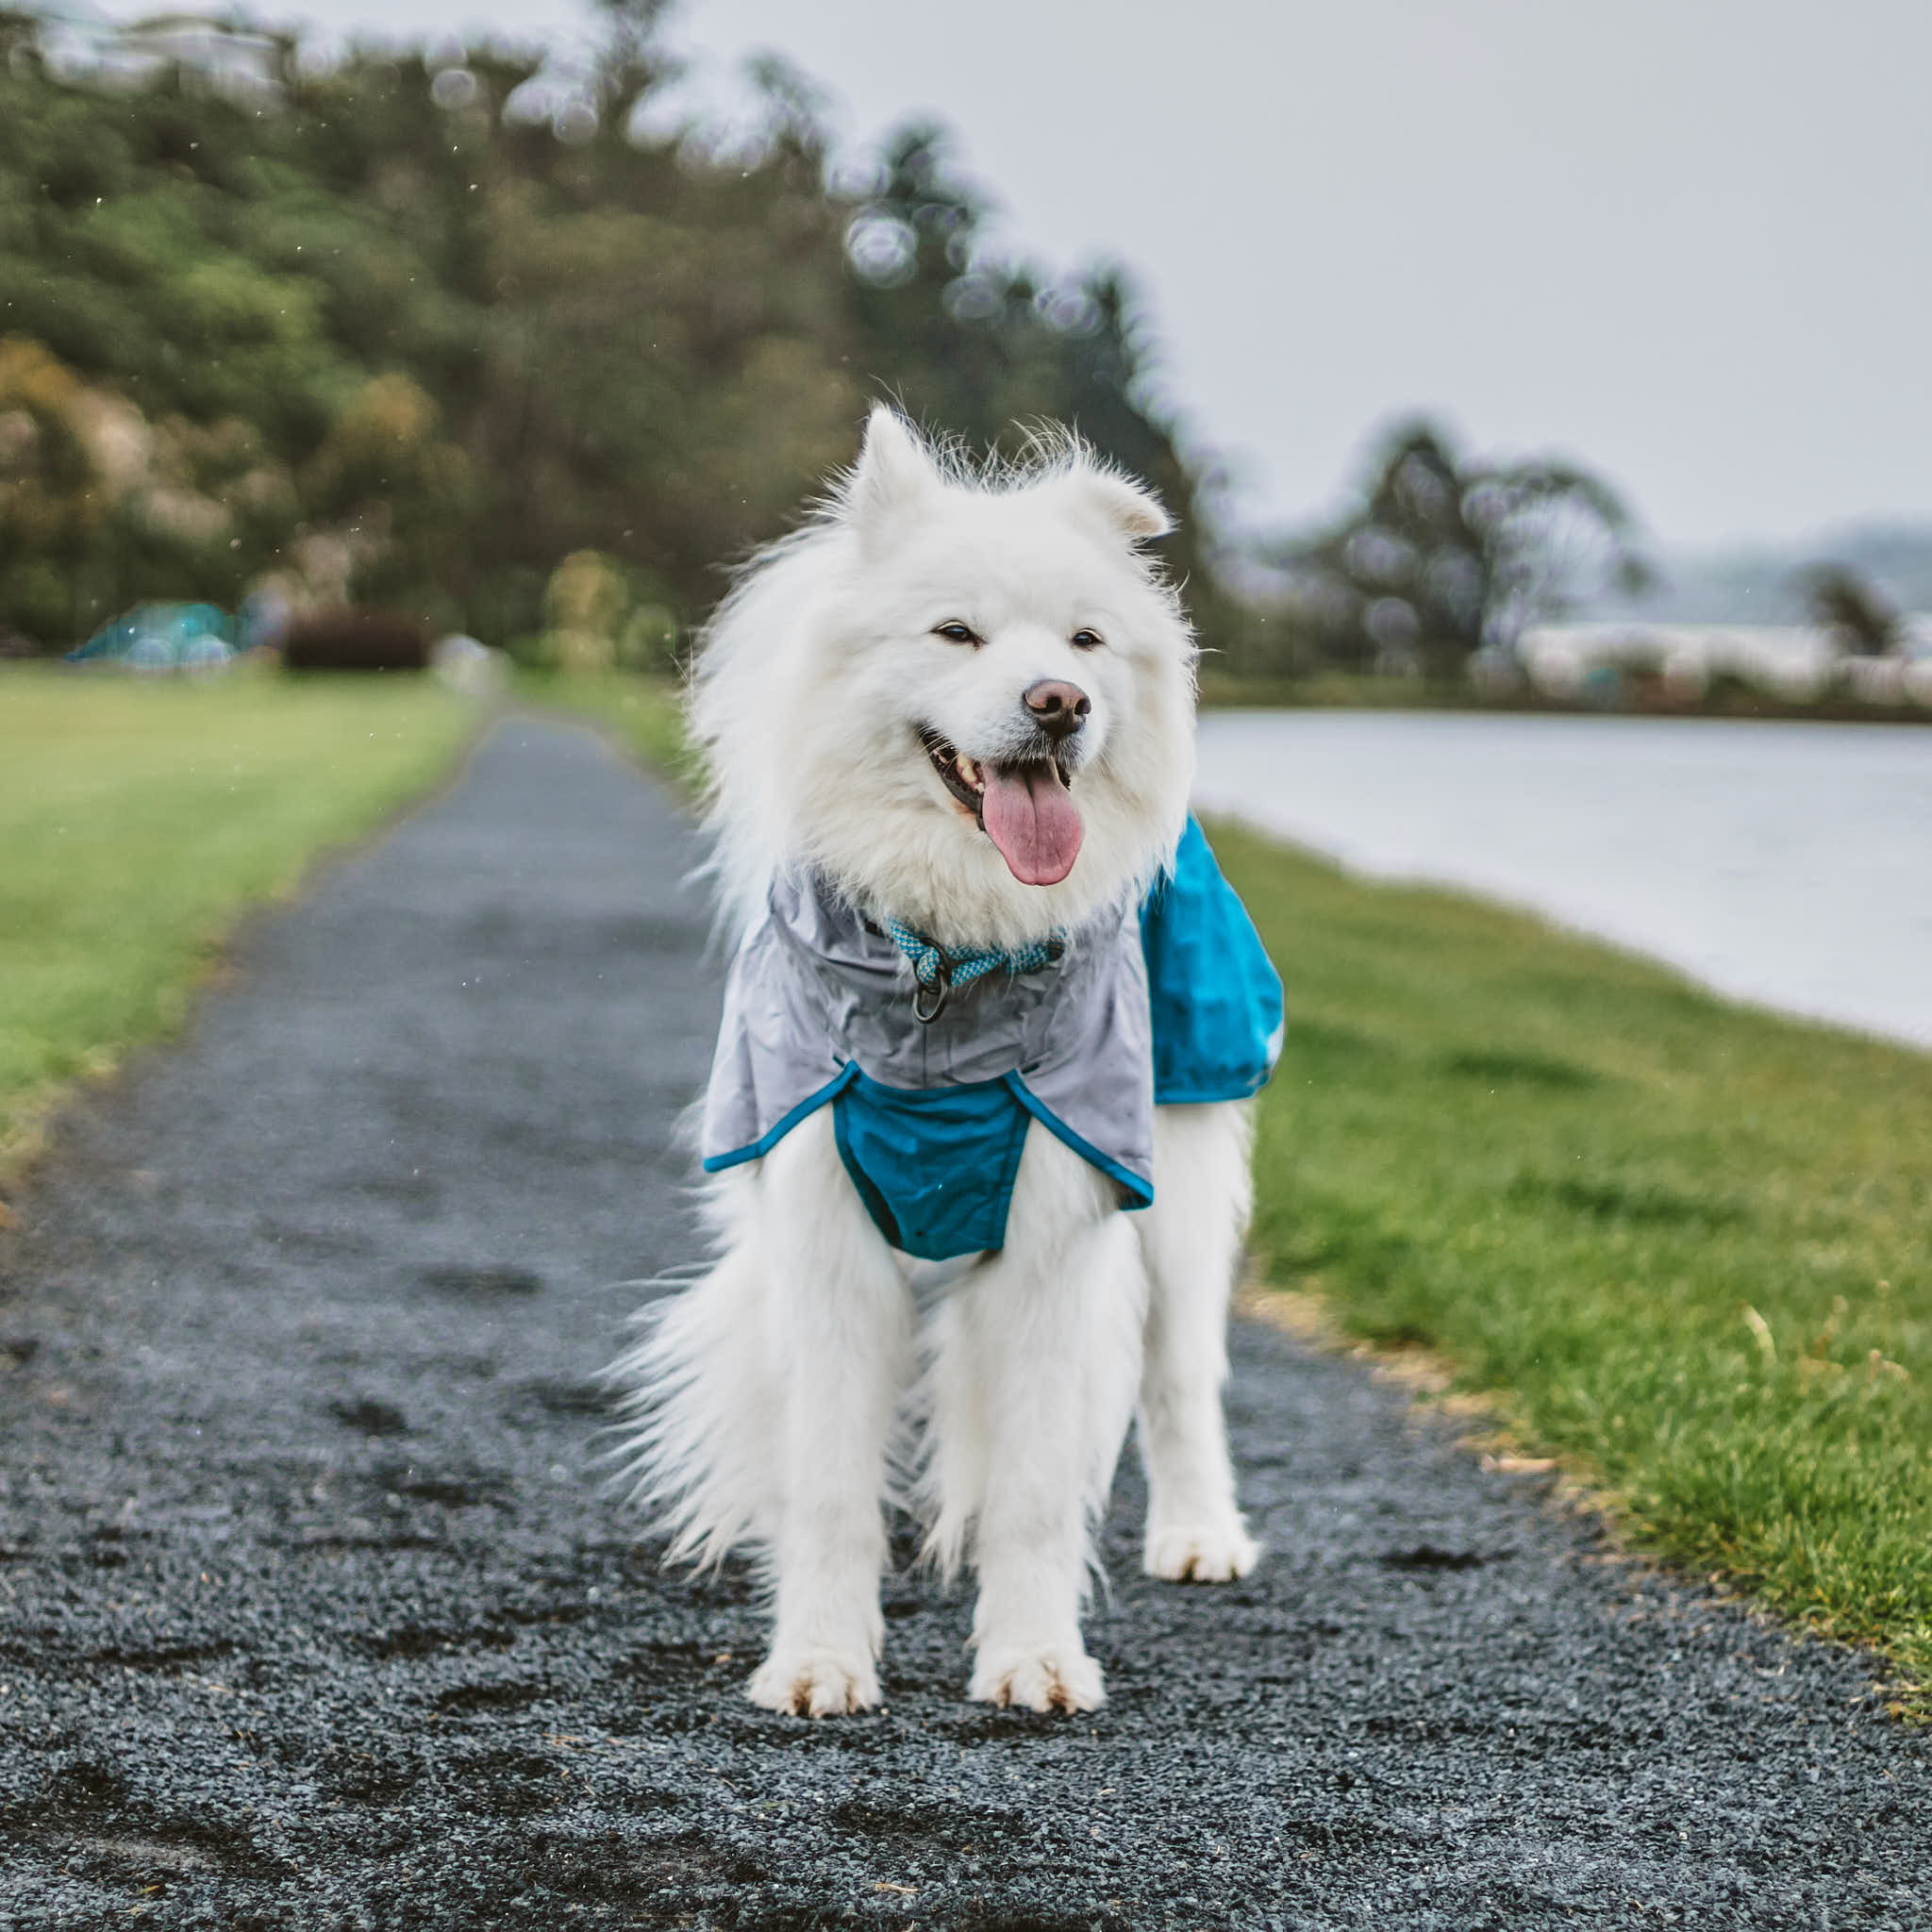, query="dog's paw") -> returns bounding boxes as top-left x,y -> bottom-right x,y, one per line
968,1643 -> 1105,1714
747,1647 -> 879,1718
1143,1517 -> 1259,1583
